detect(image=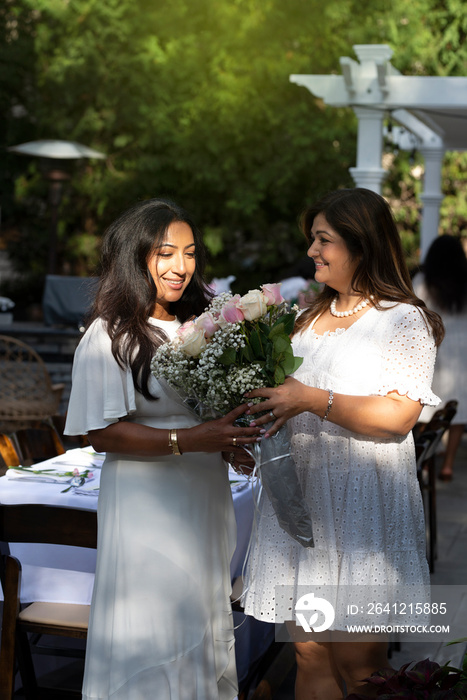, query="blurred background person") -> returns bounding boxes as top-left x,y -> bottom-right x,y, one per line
413,234 -> 467,481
